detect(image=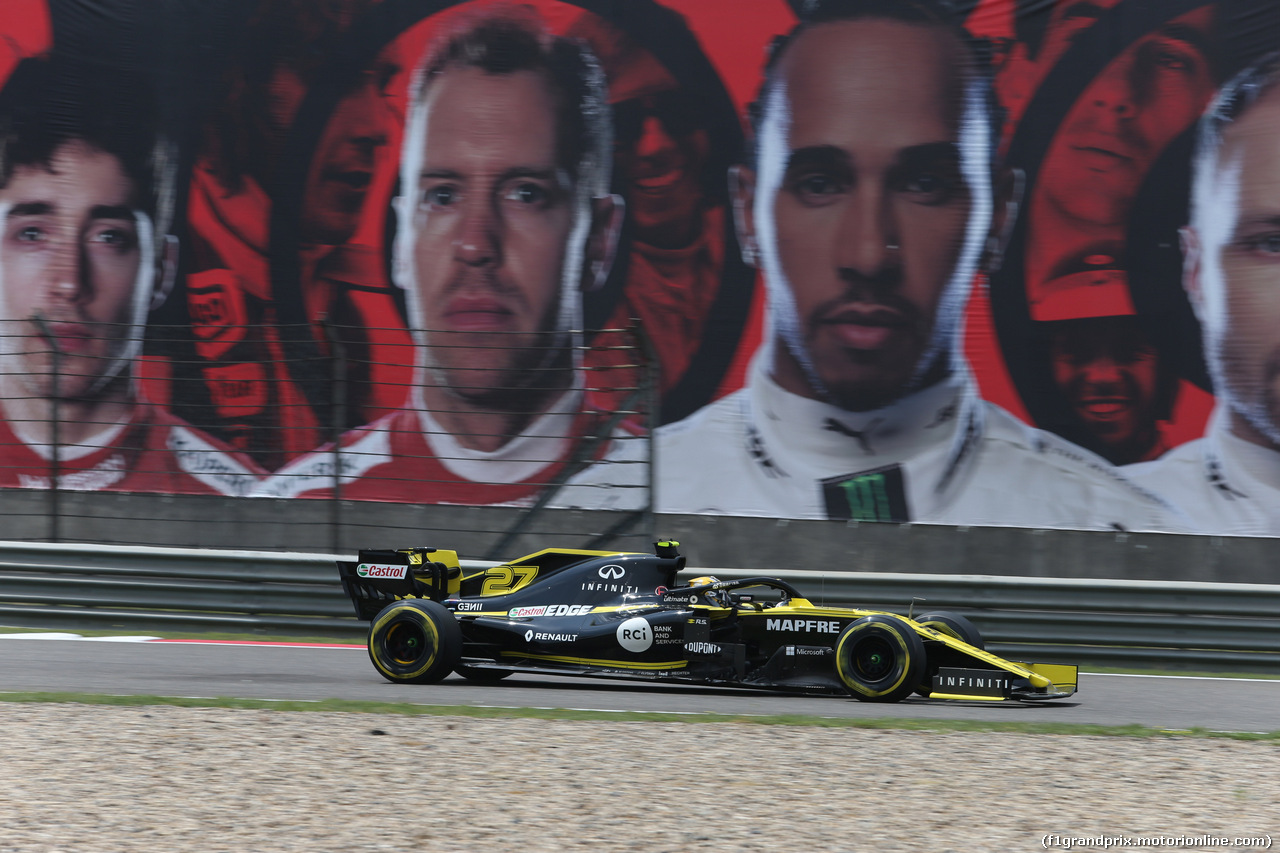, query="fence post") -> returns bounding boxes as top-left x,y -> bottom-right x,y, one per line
634,319 -> 659,547
321,319 -> 346,555
32,315 -> 62,543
